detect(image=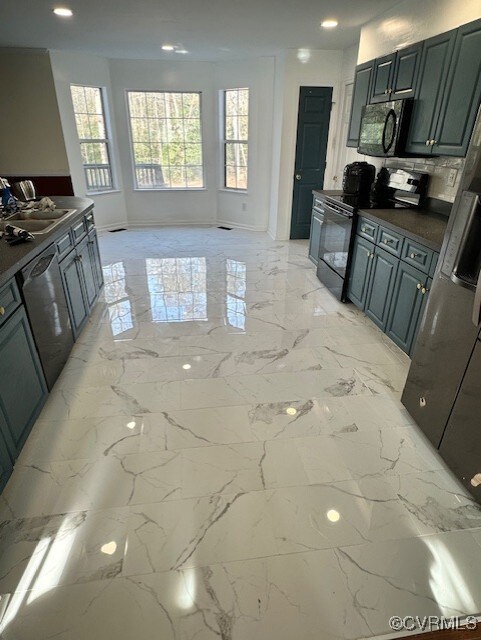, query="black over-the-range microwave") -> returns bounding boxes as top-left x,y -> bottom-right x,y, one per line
358,98 -> 413,157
